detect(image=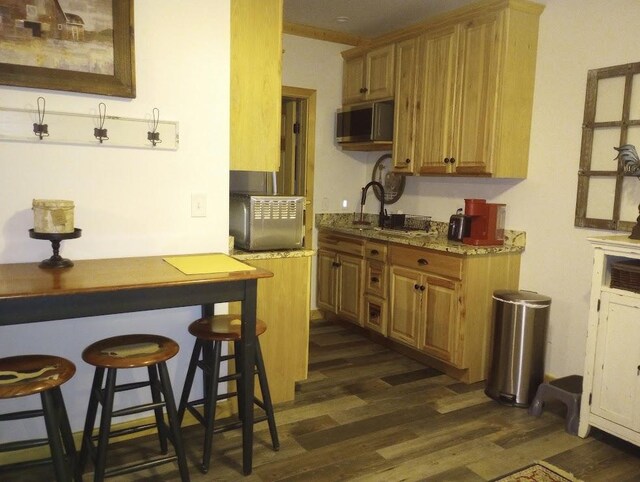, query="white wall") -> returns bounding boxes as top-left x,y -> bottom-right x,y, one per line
283,0 -> 640,379
0,1 -> 229,442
